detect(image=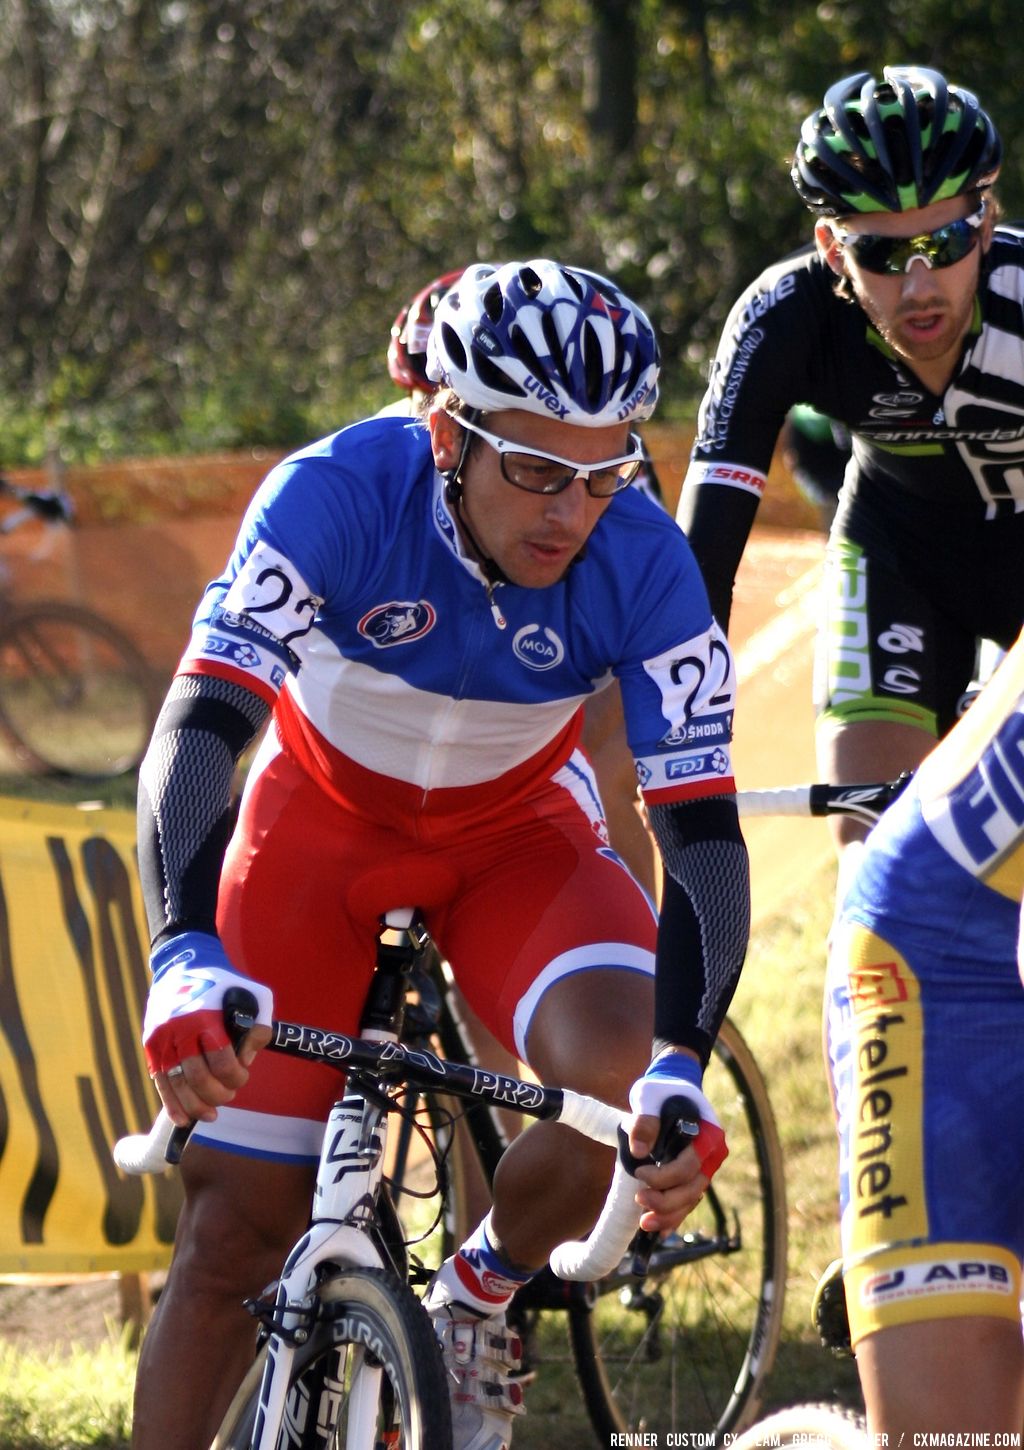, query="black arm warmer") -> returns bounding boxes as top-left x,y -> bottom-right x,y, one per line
675,483 -> 760,634
647,795 -> 751,1066
136,674 -> 271,947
